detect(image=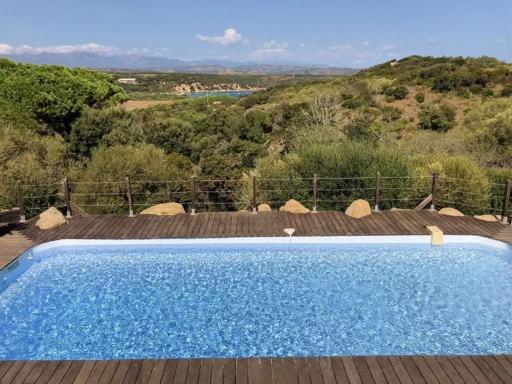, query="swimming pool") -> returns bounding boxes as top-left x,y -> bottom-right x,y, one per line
1,236 -> 511,360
